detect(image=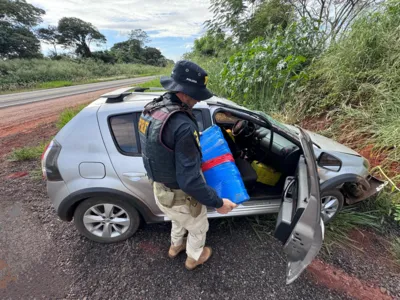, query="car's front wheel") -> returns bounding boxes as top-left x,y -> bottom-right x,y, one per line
73,197 -> 141,243
320,189 -> 344,223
